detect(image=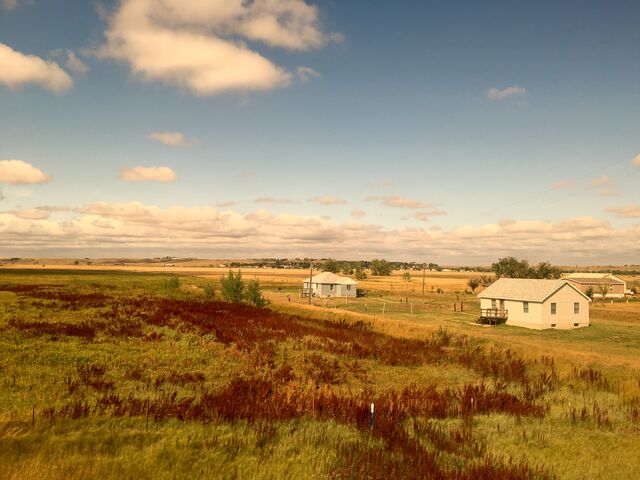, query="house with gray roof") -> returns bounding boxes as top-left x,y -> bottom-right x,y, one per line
563,272 -> 627,298
478,278 -> 590,329
303,272 -> 357,298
